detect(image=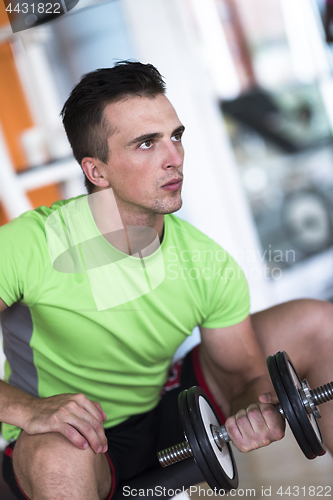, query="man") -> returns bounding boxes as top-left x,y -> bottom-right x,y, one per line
0,61 -> 332,500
